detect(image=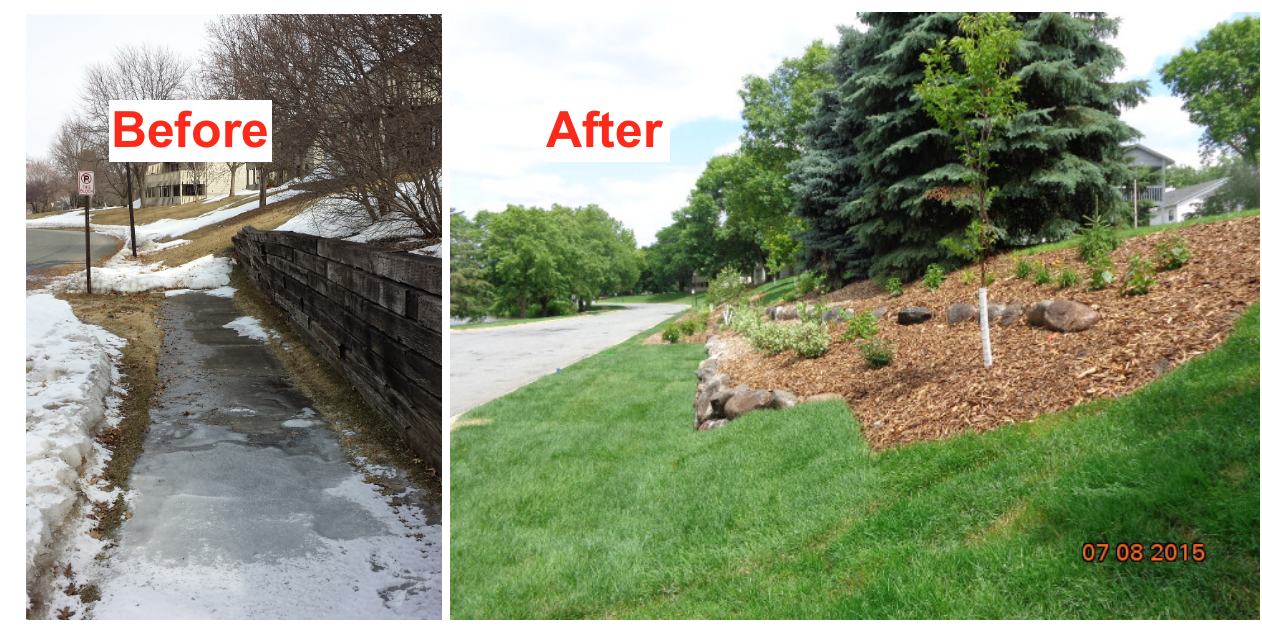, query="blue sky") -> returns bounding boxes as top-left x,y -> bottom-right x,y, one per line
449,11 -> 1256,247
